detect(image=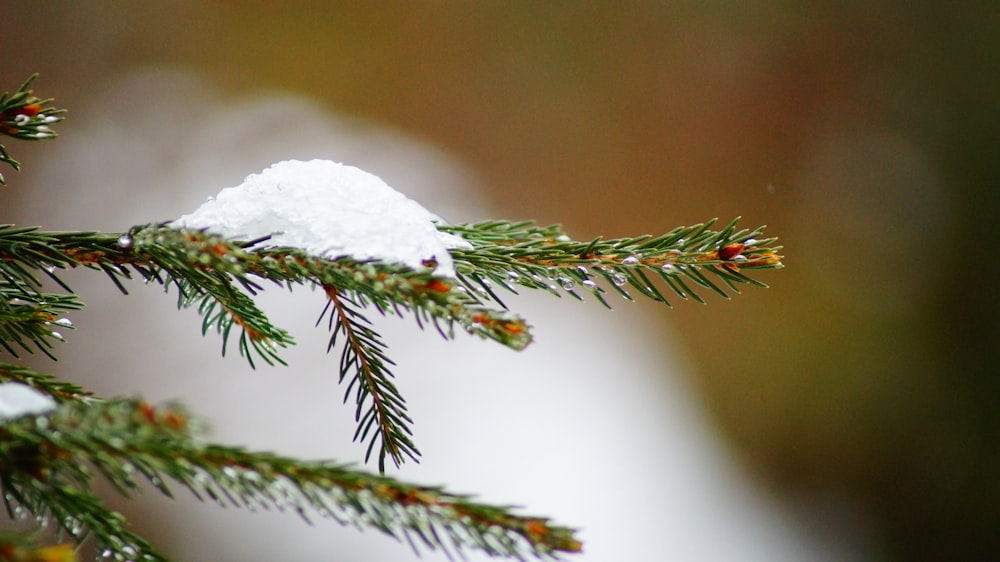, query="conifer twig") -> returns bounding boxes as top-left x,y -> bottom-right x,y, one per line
1,225 -> 537,471
0,363 -> 92,404
0,220 -> 781,475
0,398 -> 580,560
0,75 -> 65,184
0,73 -> 788,561
443,217 -> 782,308
321,284 -> 418,471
